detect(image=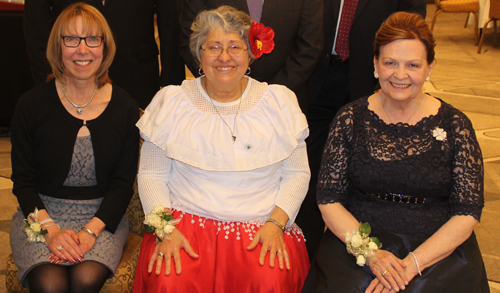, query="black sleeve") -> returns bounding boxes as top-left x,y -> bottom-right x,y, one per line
157,0 -> 186,86
93,101 -> 140,233
316,105 -> 354,207
24,0 -> 54,85
449,111 -> 484,221
10,93 -> 47,217
267,0 -> 324,94
179,0 -> 207,76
